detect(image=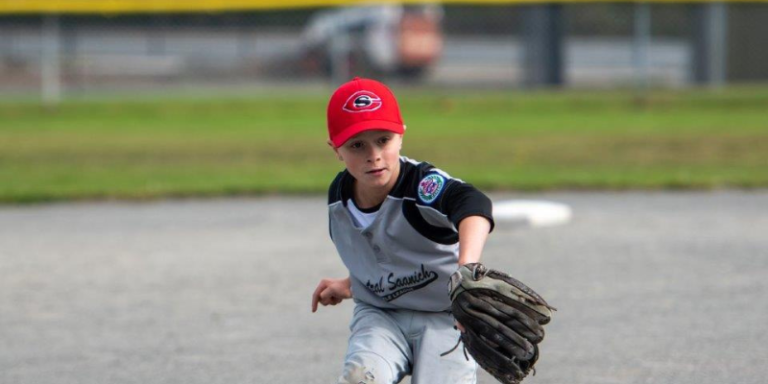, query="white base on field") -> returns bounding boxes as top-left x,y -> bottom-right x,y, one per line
493,200 -> 572,227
